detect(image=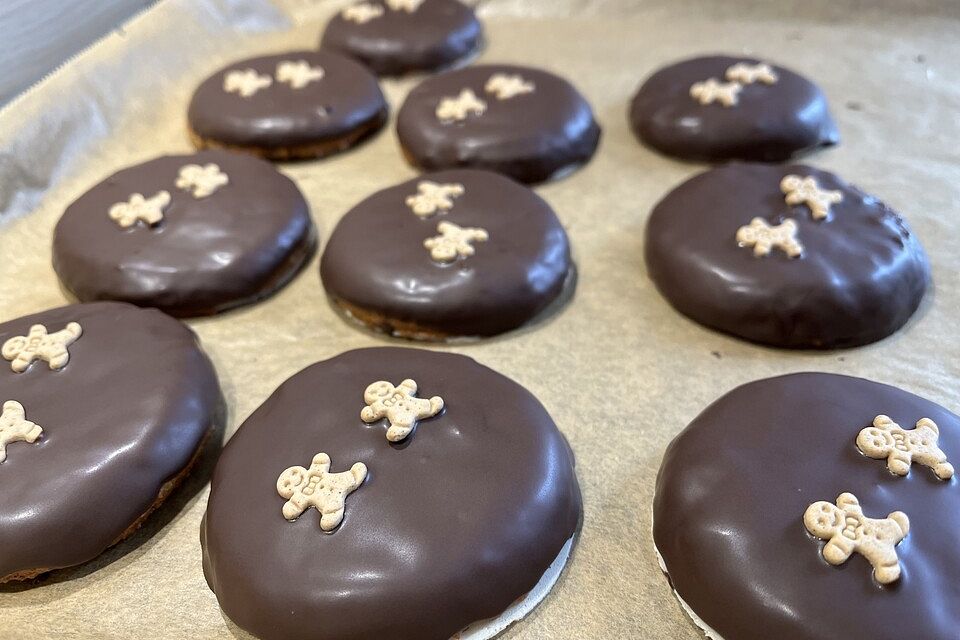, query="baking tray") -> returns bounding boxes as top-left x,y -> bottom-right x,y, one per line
0,0 -> 958,637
